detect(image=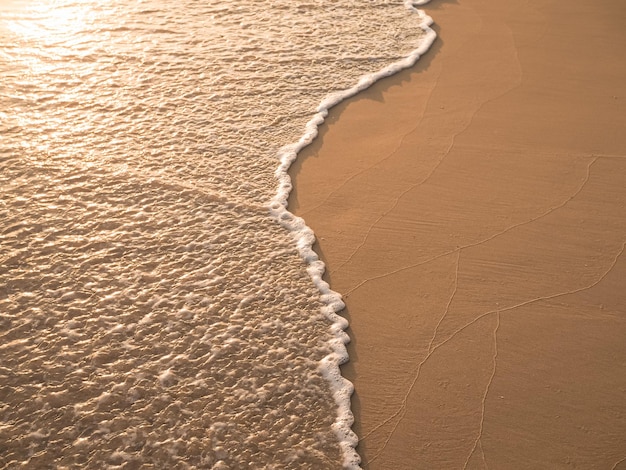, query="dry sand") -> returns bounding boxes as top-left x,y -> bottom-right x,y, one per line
289,0 -> 626,468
